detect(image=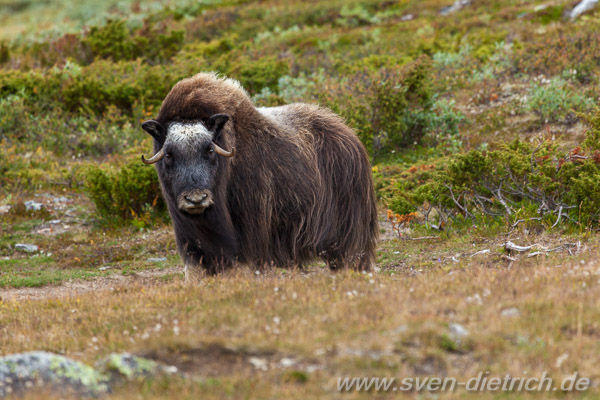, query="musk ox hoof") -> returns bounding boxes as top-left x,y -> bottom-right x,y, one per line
178,189 -> 214,214
184,264 -> 204,284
